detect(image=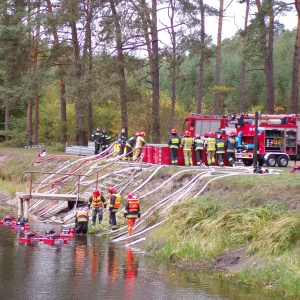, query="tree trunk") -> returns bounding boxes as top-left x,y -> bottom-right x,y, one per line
4,96 -> 9,132
290,1 -> 300,113
33,1 -> 40,145
139,0 -> 160,143
109,0 -> 128,133
239,0 -> 249,113
151,0 -> 160,143
255,0 -> 275,114
69,1 -> 85,145
82,0 -> 94,144
169,0 -> 176,129
196,0 -> 205,114
213,0 -> 224,115
46,0 -> 67,144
